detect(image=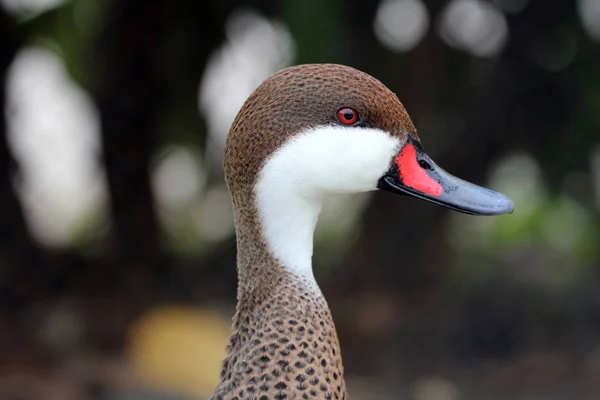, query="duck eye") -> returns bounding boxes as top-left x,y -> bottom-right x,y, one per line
336,107 -> 358,125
